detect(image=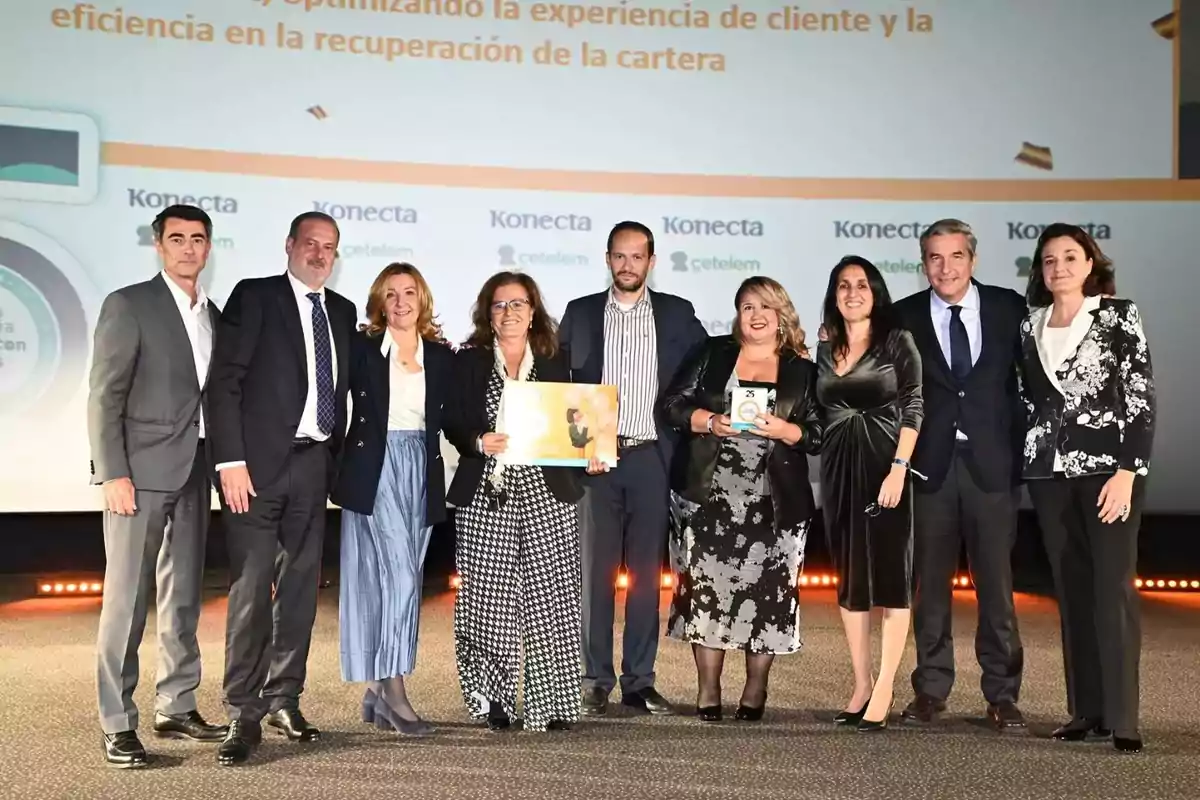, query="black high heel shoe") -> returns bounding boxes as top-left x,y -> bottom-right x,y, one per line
735,690 -> 767,721
834,701 -> 869,726
856,698 -> 895,733
696,704 -> 722,722
485,701 -> 511,732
